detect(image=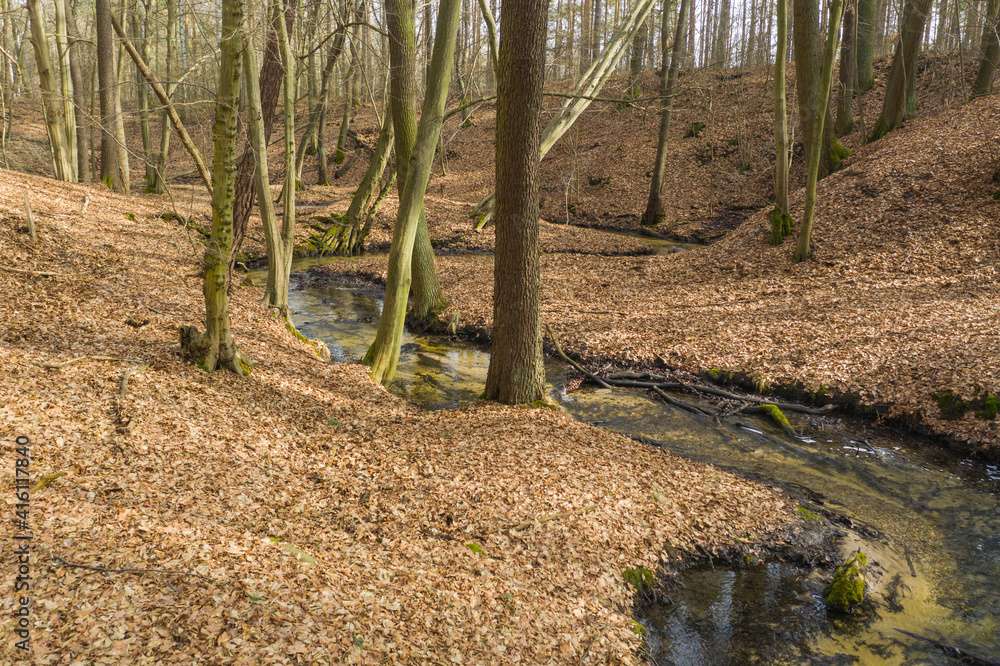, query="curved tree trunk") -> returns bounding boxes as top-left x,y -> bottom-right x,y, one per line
364,0 -> 461,385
